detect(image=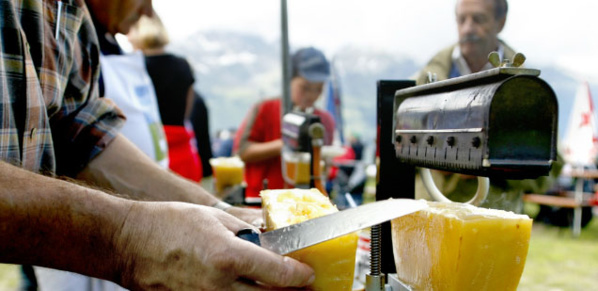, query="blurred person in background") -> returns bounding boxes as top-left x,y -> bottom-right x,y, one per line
349,133 -> 364,161
128,13 -> 203,182
0,0 -> 312,290
190,91 -> 215,179
213,128 -> 237,158
189,91 -> 215,191
413,0 -> 514,84
234,47 -> 335,198
411,0 -> 560,212
327,133 -> 367,207
91,0 -> 170,169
